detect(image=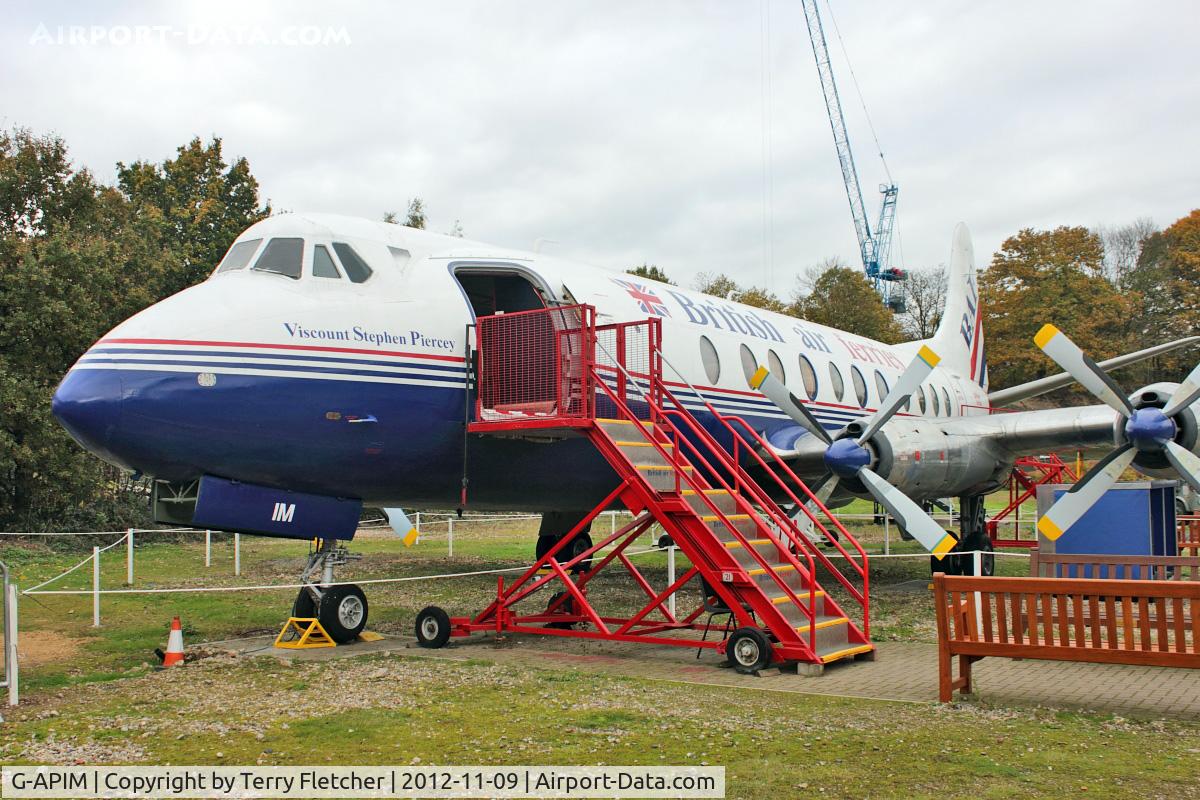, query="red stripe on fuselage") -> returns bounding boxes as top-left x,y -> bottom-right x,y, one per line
98,338 -> 466,363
